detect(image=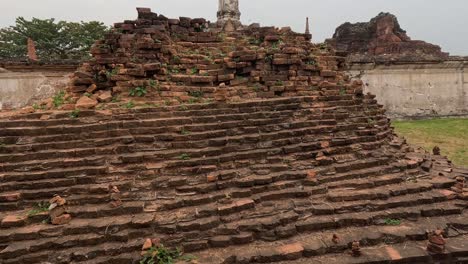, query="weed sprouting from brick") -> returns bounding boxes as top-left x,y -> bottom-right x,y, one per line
139,244 -> 182,264
122,101 -> 135,109
384,218 -> 401,226
27,201 -> 50,217
129,86 -> 148,97
339,88 -> 346,95
52,90 -> 66,108
180,128 -> 191,135
179,153 -> 191,160
69,110 -> 80,119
